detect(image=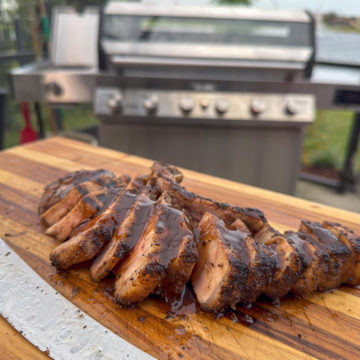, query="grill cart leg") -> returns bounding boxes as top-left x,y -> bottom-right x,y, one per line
0,90 -> 6,150
338,112 -> 360,193
34,102 -> 45,139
